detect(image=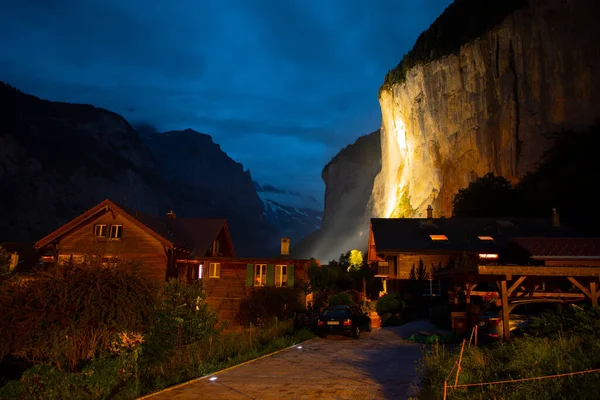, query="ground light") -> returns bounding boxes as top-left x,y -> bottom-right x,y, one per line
209,377 -> 218,381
